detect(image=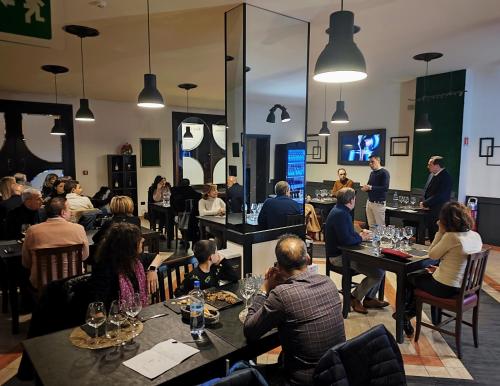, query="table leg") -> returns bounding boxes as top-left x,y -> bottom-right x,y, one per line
7,261 -> 19,334
341,254 -> 351,318
395,271 -> 406,344
417,219 -> 426,244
